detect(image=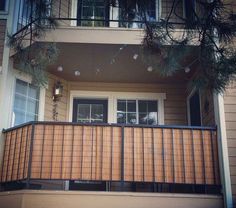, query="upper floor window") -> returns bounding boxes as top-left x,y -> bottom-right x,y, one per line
12,79 -> 40,126
0,0 -> 6,11
77,0 -> 109,27
119,0 -> 159,28
183,0 -> 195,25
